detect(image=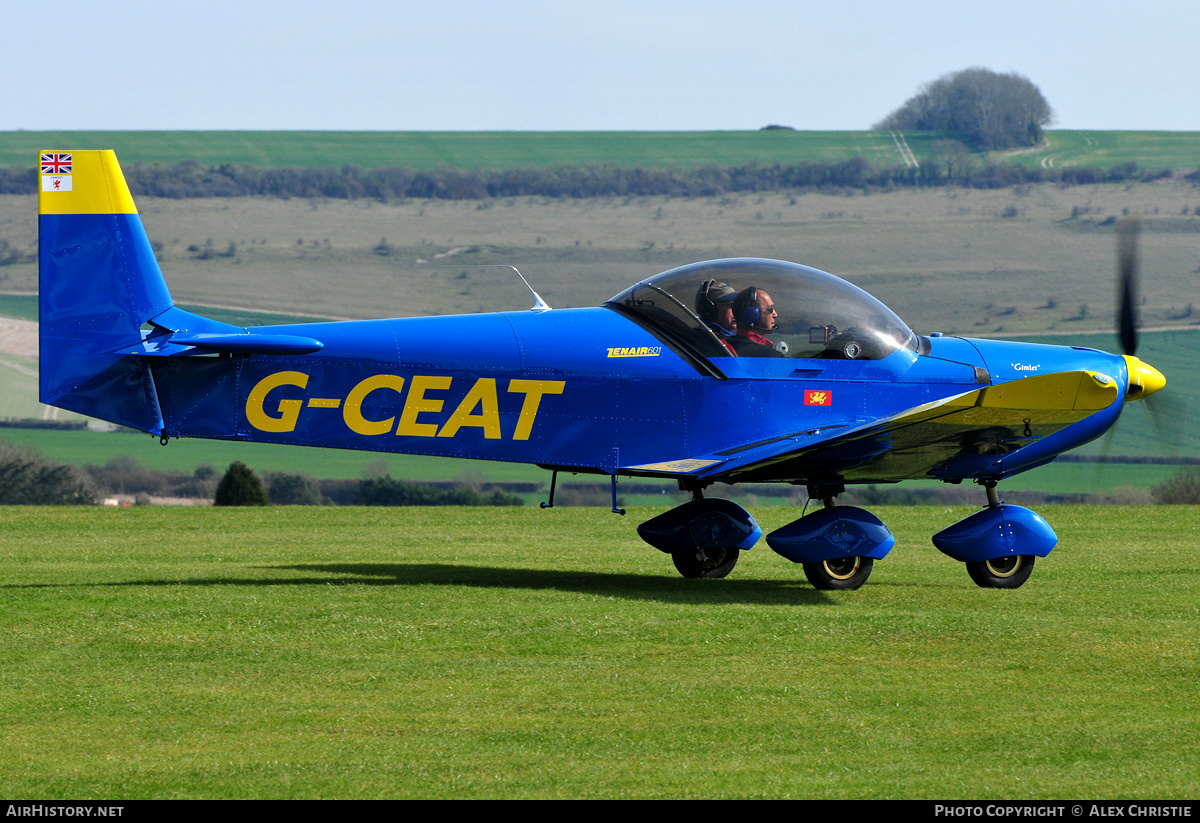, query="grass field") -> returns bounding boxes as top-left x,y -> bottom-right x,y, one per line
1002,131 -> 1200,172
0,505 -> 1196,799
5,130 -> 1198,172
3,130 -> 924,171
